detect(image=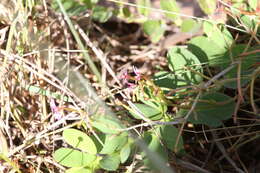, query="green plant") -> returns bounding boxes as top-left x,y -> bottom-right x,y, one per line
53,128 -> 132,172
51,0 -> 260,172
